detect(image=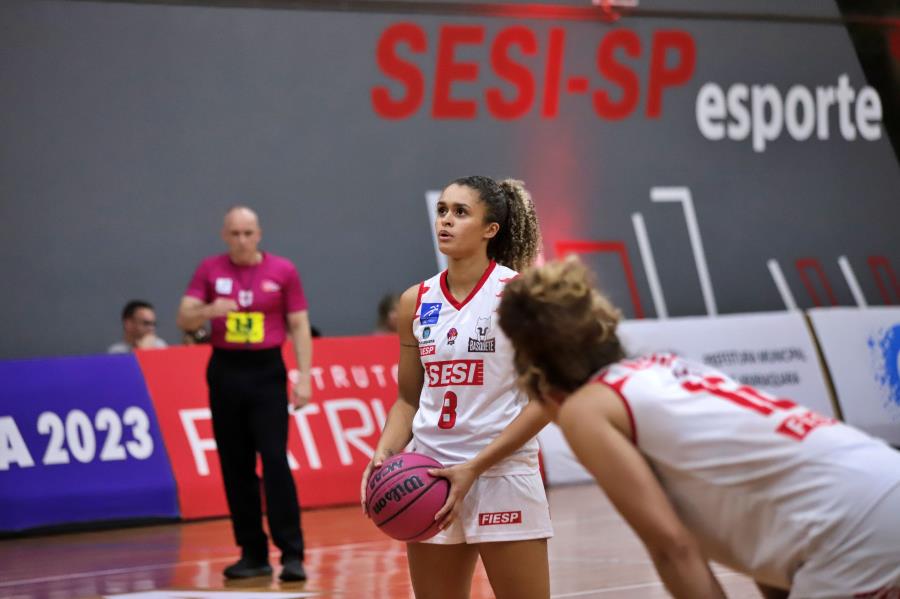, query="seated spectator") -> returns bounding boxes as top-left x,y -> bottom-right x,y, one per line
108,300 -> 168,353
374,293 -> 399,334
